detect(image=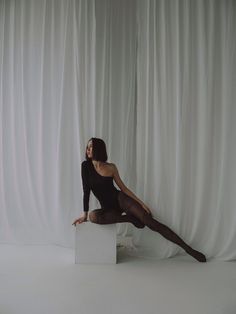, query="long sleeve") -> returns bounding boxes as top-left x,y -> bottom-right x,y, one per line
81,161 -> 91,212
